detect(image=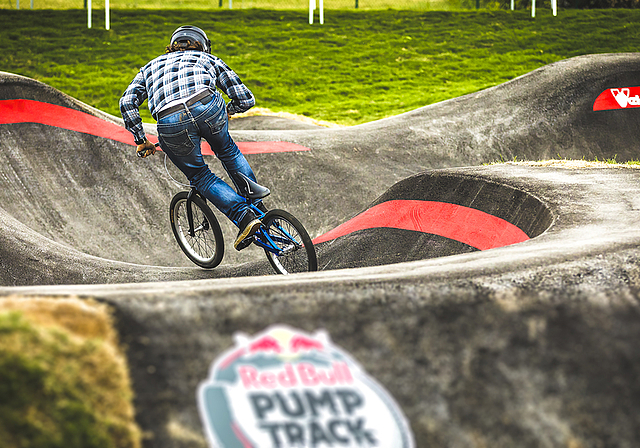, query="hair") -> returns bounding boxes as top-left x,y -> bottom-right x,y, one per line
165,39 -> 204,54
